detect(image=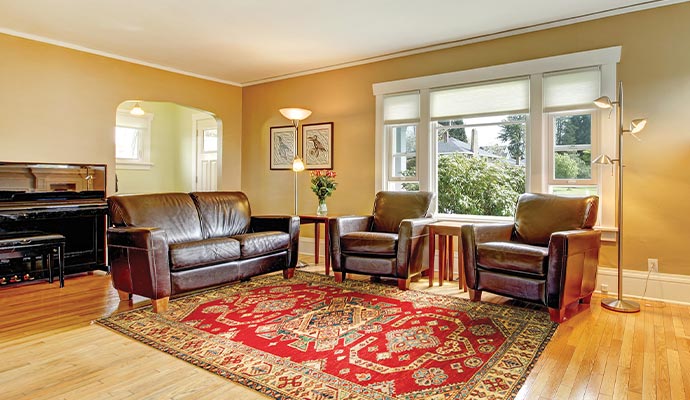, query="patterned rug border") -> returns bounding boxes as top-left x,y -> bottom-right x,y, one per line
96,271 -> 558,399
